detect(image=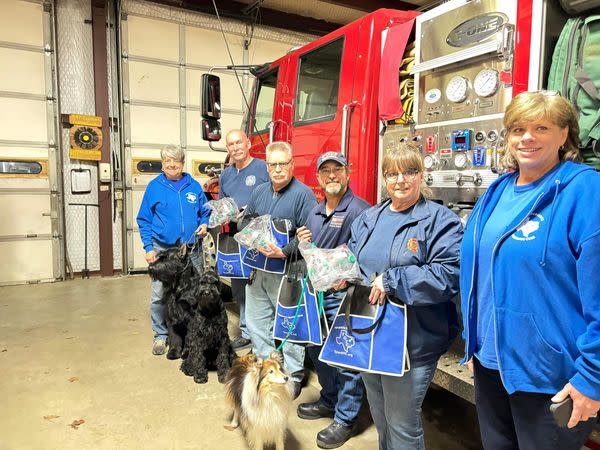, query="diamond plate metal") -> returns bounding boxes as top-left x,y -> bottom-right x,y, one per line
56,0 -> 100,272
